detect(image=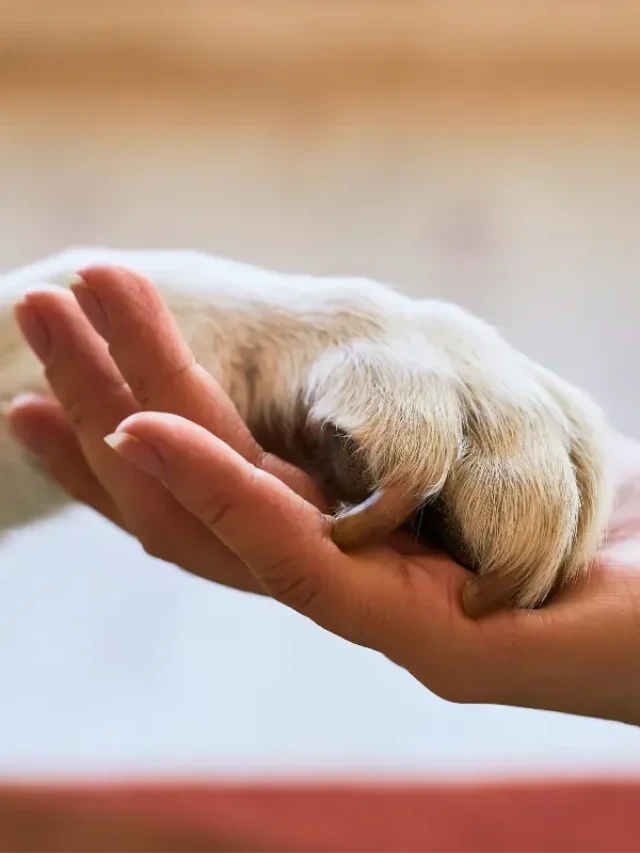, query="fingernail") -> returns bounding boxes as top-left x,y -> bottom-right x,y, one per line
104,432 -> 166,479
6,392 -> 47,412
71,275 -> 110,341
14,300 -> 52,362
